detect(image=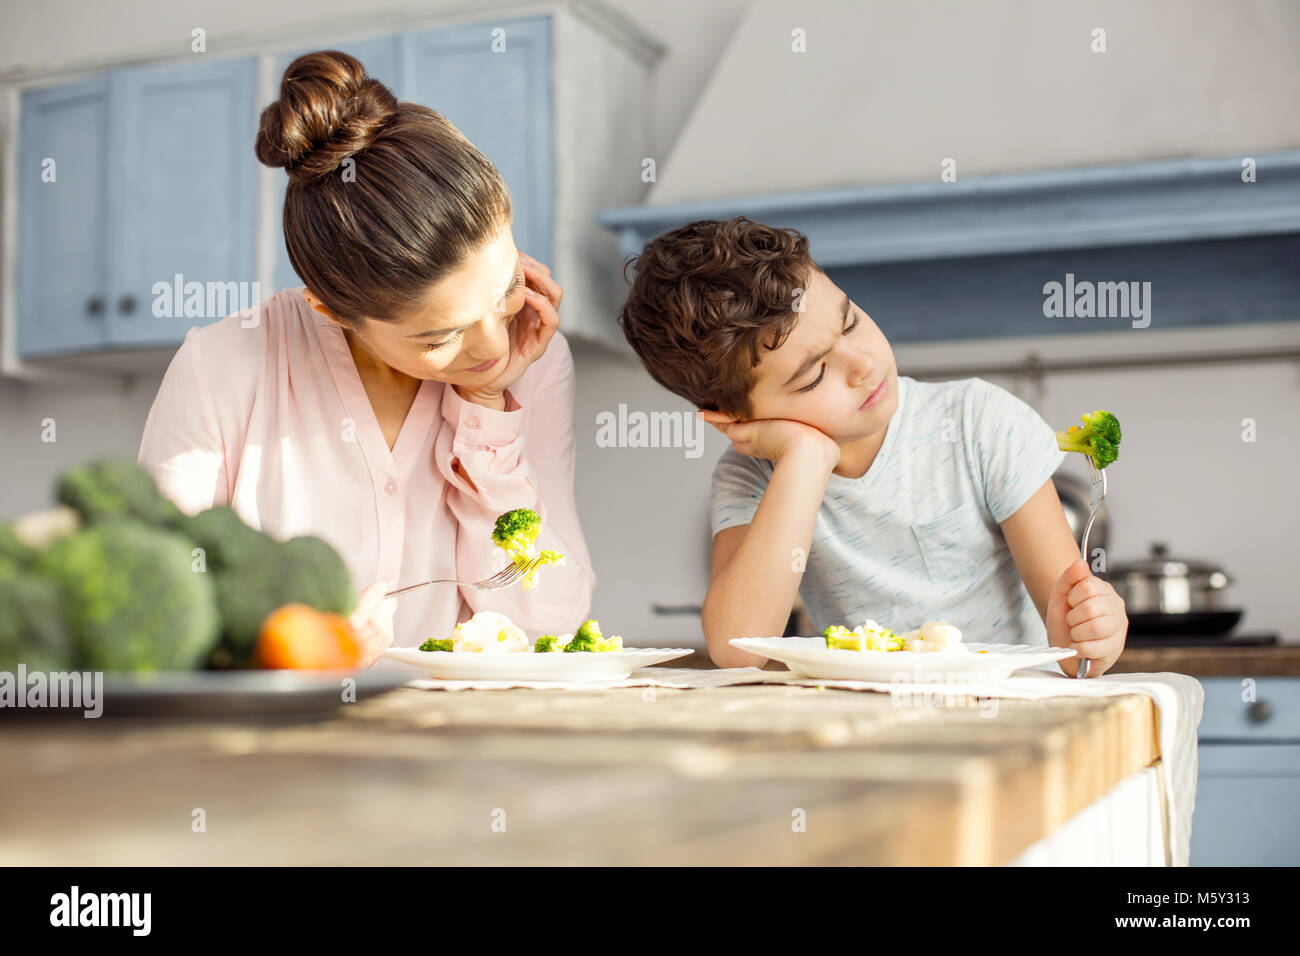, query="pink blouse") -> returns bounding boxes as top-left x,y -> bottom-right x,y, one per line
137,286 -> 595,657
